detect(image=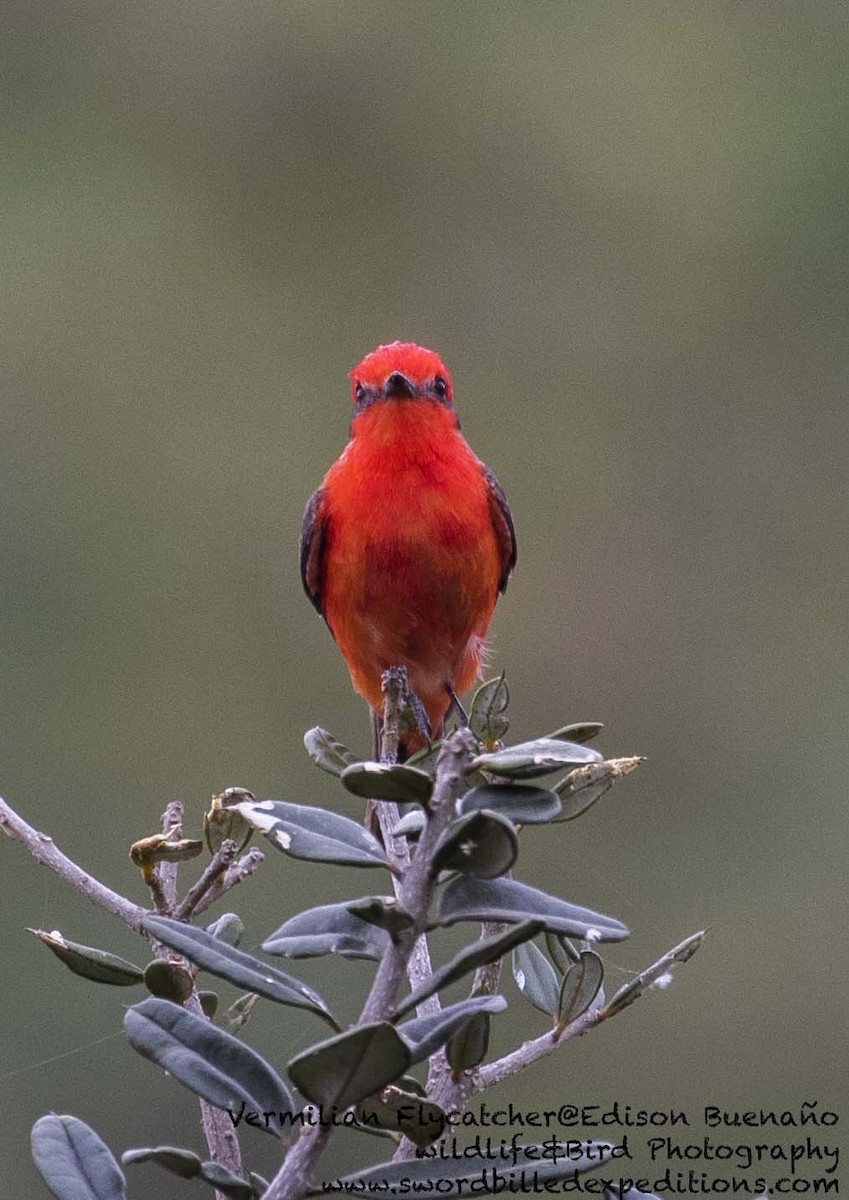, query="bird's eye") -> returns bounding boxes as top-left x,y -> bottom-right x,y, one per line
433,376 -> 448,399
354,382 -> 366,402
